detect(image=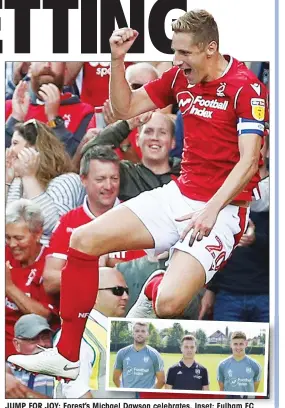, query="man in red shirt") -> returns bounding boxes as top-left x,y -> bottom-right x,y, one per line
9,10 -> 268,380
5,62 -> 94,156
43,144 -> 145,296
65,62 -> 134,108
